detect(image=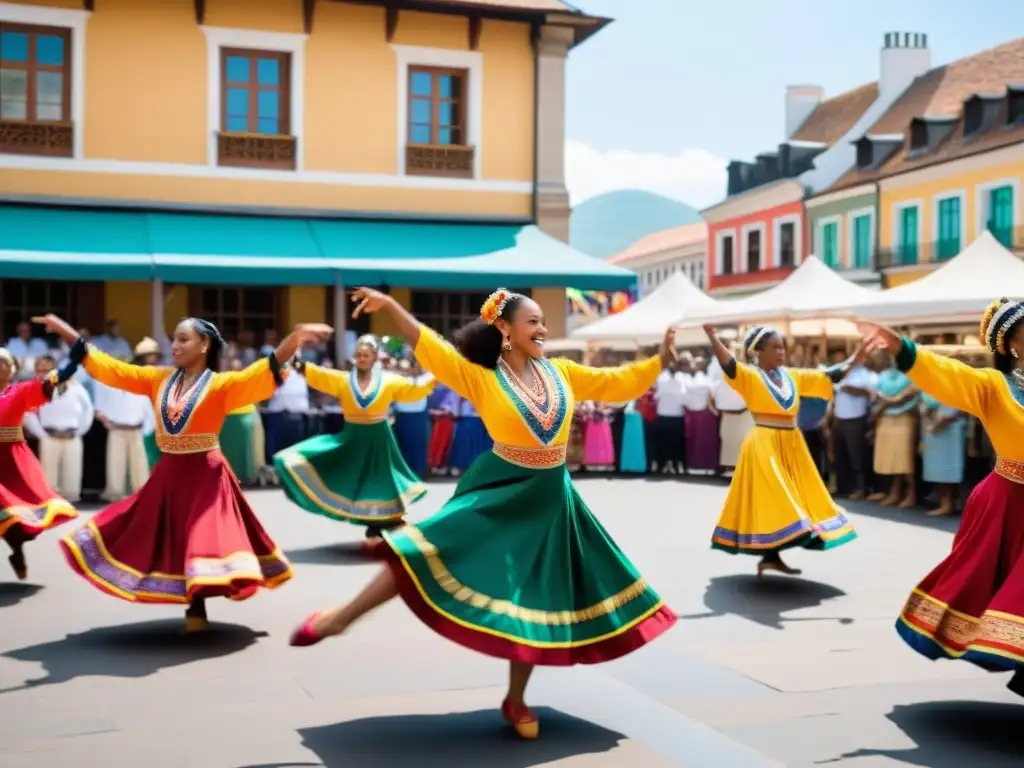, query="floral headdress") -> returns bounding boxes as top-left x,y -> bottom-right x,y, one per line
743,325 -> 777,360
980,297 -> 1024,355
480,288 -> 512,325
